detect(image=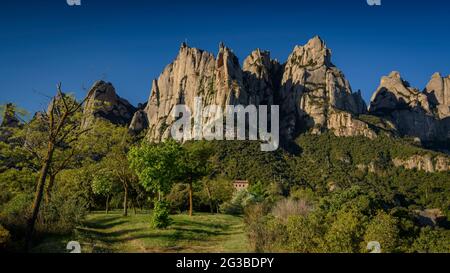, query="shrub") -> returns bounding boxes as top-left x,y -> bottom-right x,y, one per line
411,227 -> 450,253
220,190 -> 254,215
38,190 -> 88,234
244,202 -> 271,252
289,187 -> 316,203
286,215 -> 323,253
272,198 -> 312,222
246,214 -> 286,253
0,193 -> 32,230
322,209 -> 367,253
151,200 -> 172,229
0,224 -> 11,249
363,211 -> 400,253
